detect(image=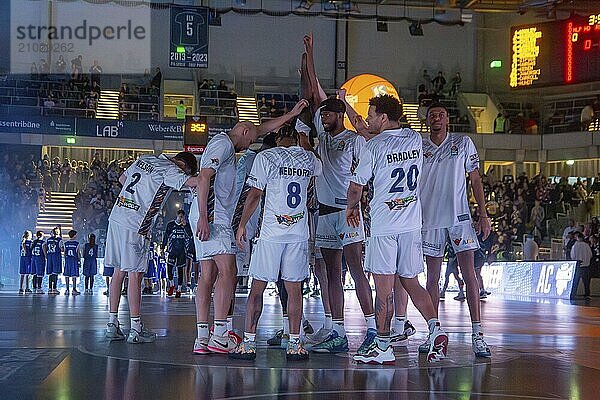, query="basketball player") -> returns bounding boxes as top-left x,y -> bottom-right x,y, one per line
82,233 -> 98,295
191,100 -> 309,355
230,126 -> 322,361
46,226 -> 63,295
19,230 -> 33,294
104,152 -> 198,344
346,94 -> 448,364
63,230 -> 81,295
163,209 -> 193,298
420,102 -> 492,358
31,231 -> 46,294
302,34 -> 375,354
